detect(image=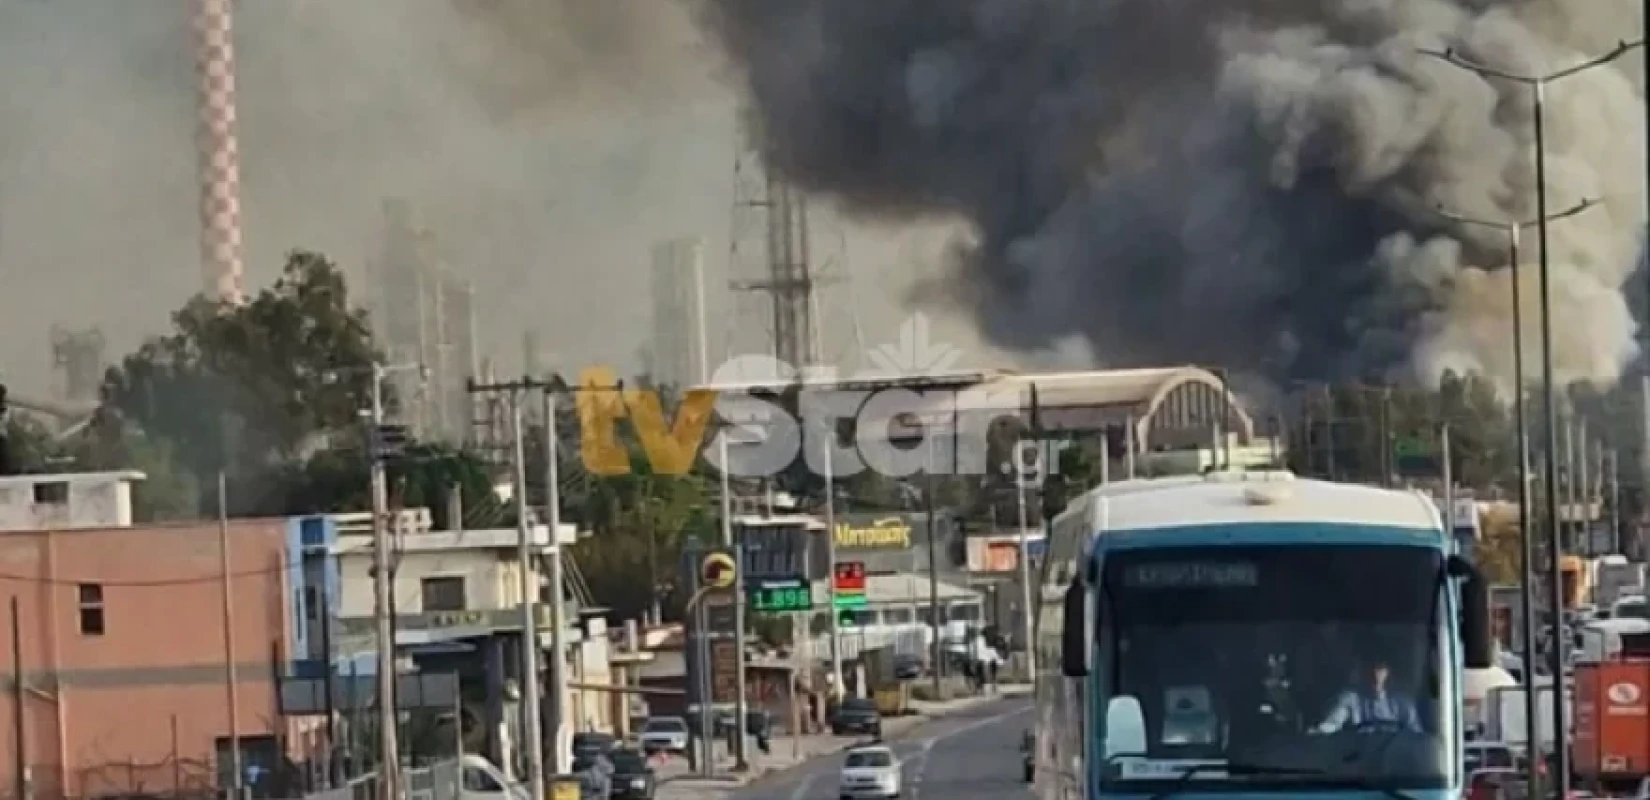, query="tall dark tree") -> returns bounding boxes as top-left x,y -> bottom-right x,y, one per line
100,251 -> 381,512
